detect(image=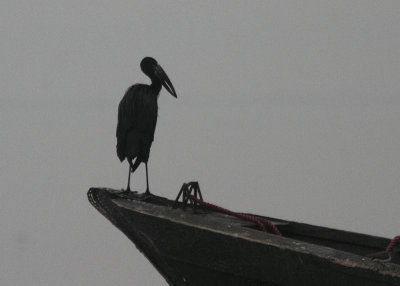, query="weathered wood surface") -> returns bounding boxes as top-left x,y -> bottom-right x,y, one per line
88,187 -> 400,286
